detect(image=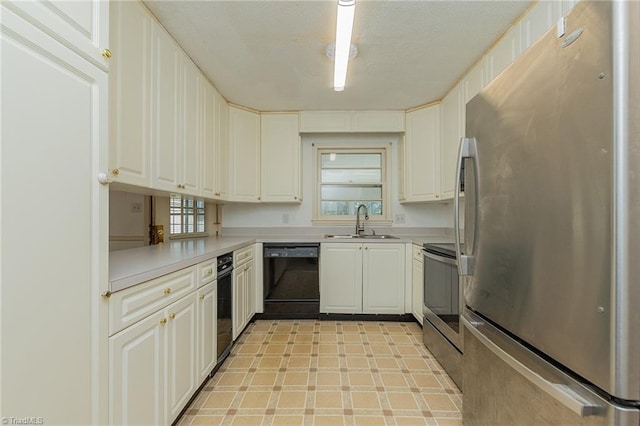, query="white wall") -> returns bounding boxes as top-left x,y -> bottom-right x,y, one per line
222,134 -> 453,228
